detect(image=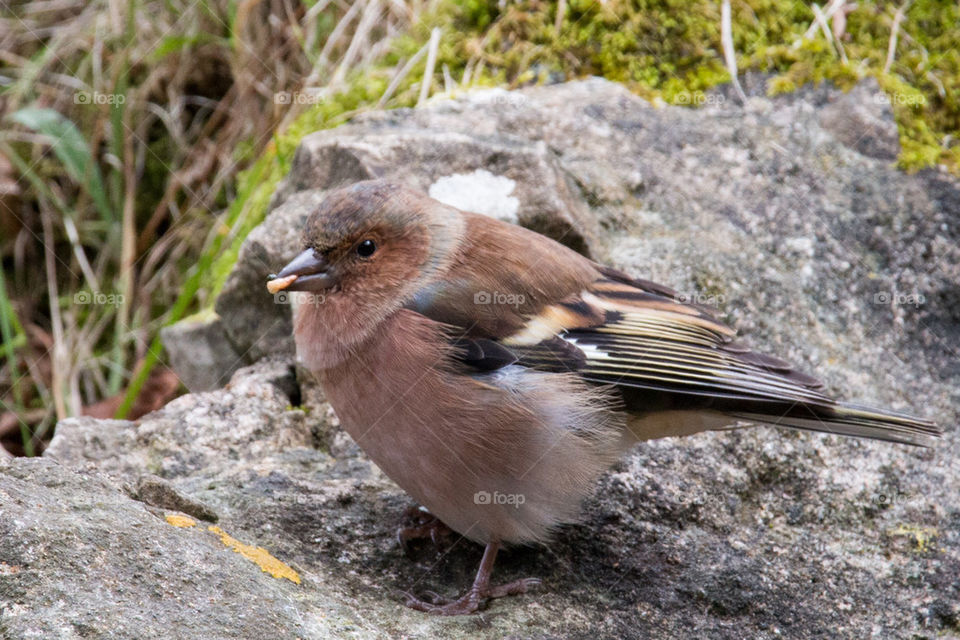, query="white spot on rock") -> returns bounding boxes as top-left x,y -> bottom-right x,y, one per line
428,169 -> 520,224
784,236 -> 815,258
